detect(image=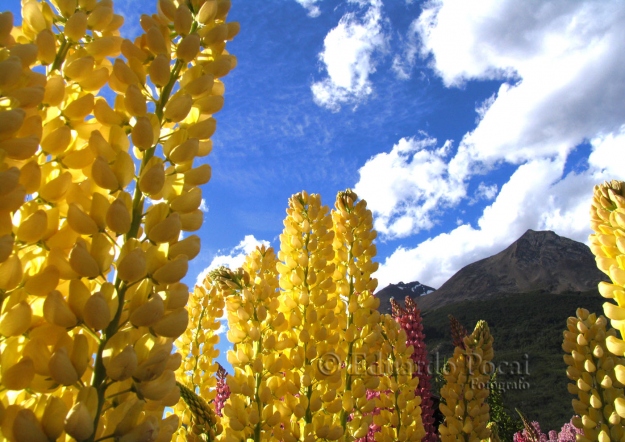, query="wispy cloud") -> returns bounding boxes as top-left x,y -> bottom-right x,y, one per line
312,0 -> 389,111
294,0 -> 322,17
391,19 -> 421,79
